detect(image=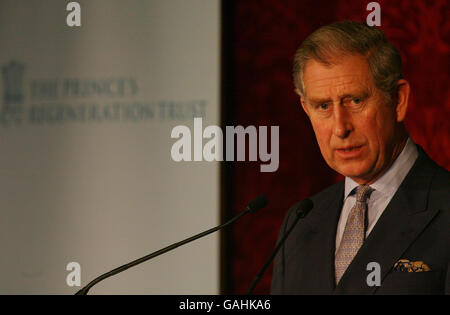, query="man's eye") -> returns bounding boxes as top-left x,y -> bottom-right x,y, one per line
319,103 -> 329,110
352,98 -> 361,104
